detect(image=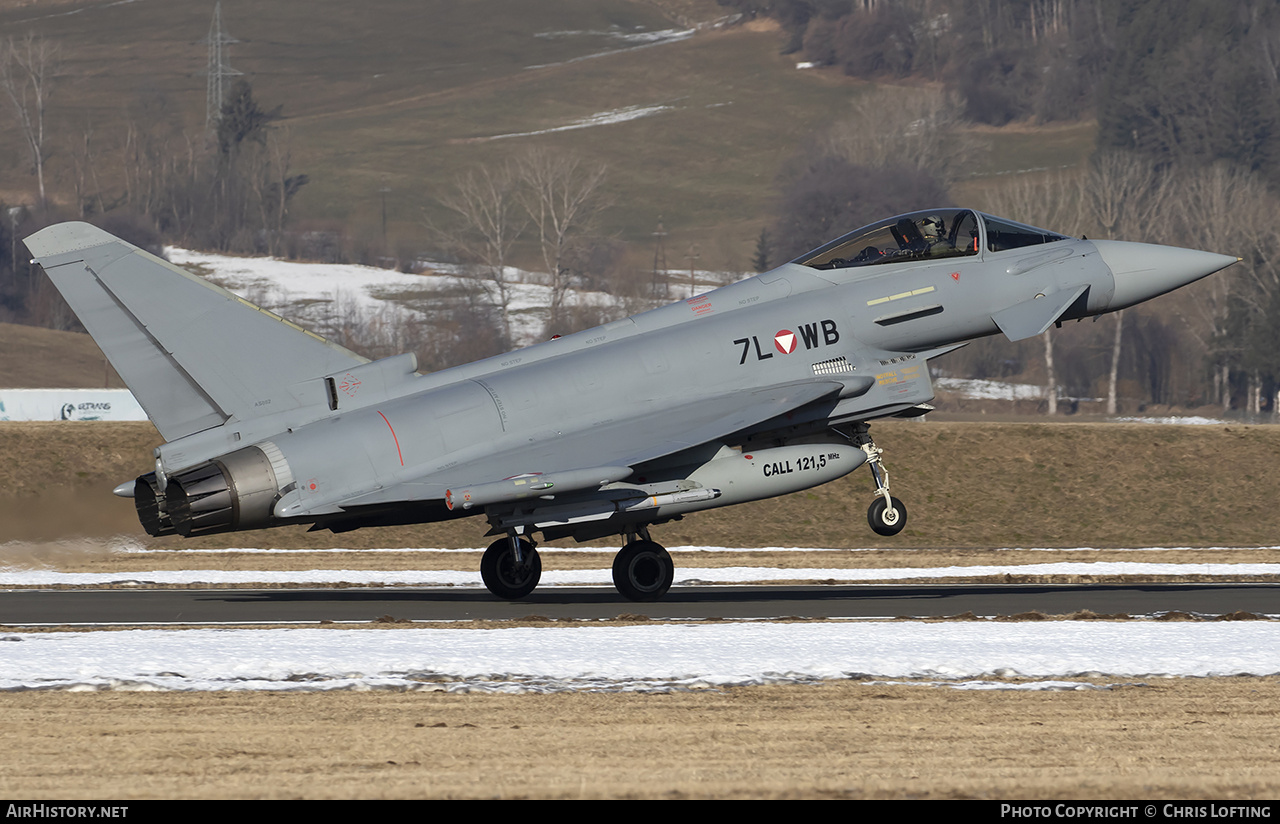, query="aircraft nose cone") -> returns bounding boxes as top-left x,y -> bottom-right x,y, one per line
1094,239 -> 1238,310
